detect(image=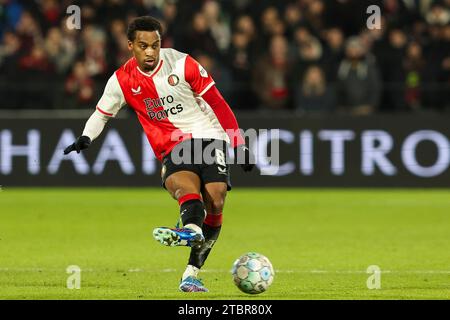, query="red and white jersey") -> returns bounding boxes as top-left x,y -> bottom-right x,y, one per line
96,48 -> 238,161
